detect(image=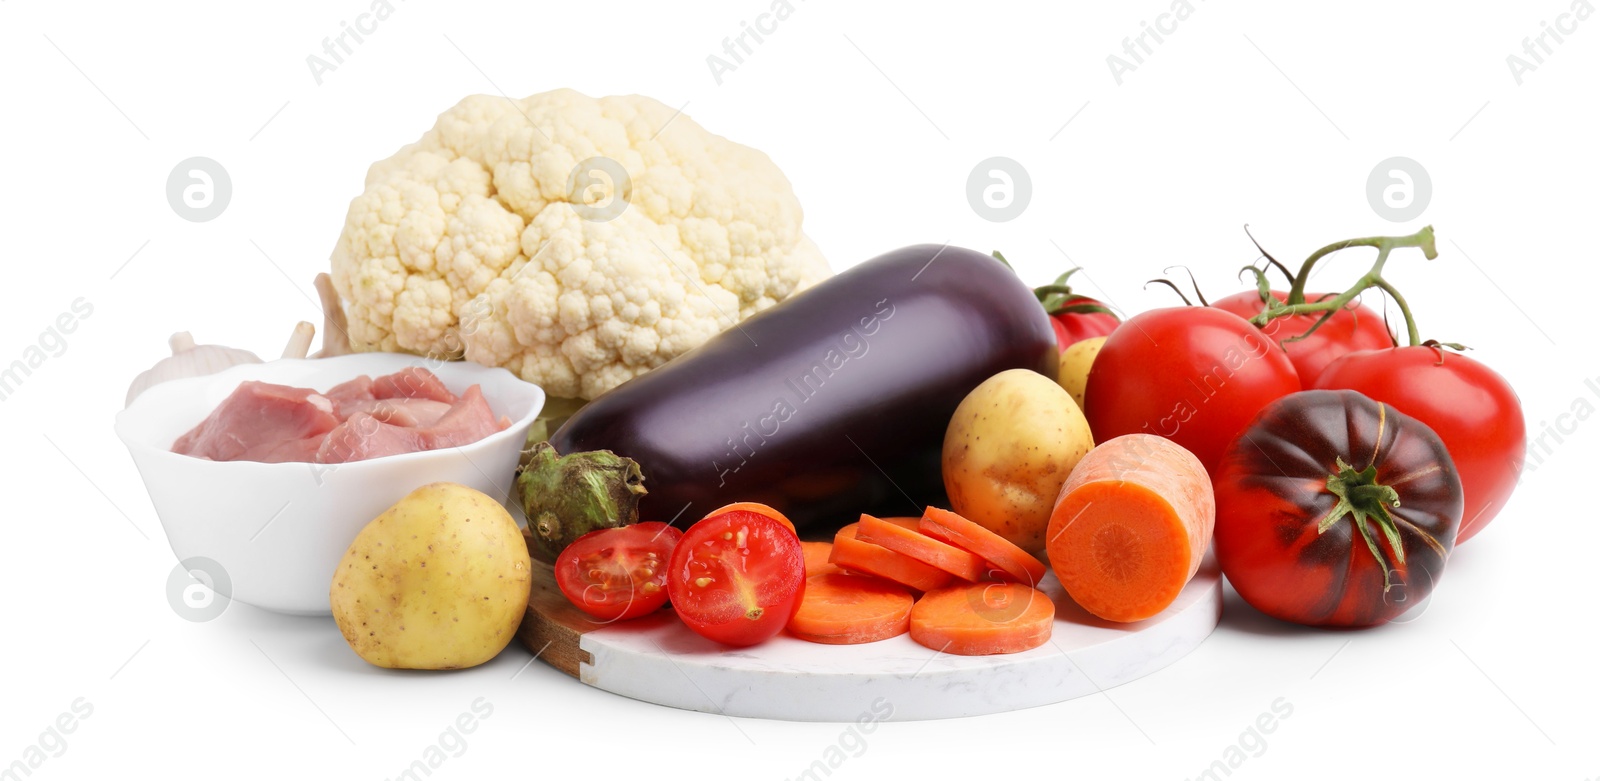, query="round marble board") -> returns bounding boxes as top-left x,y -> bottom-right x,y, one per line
516,554 -> 1222,722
